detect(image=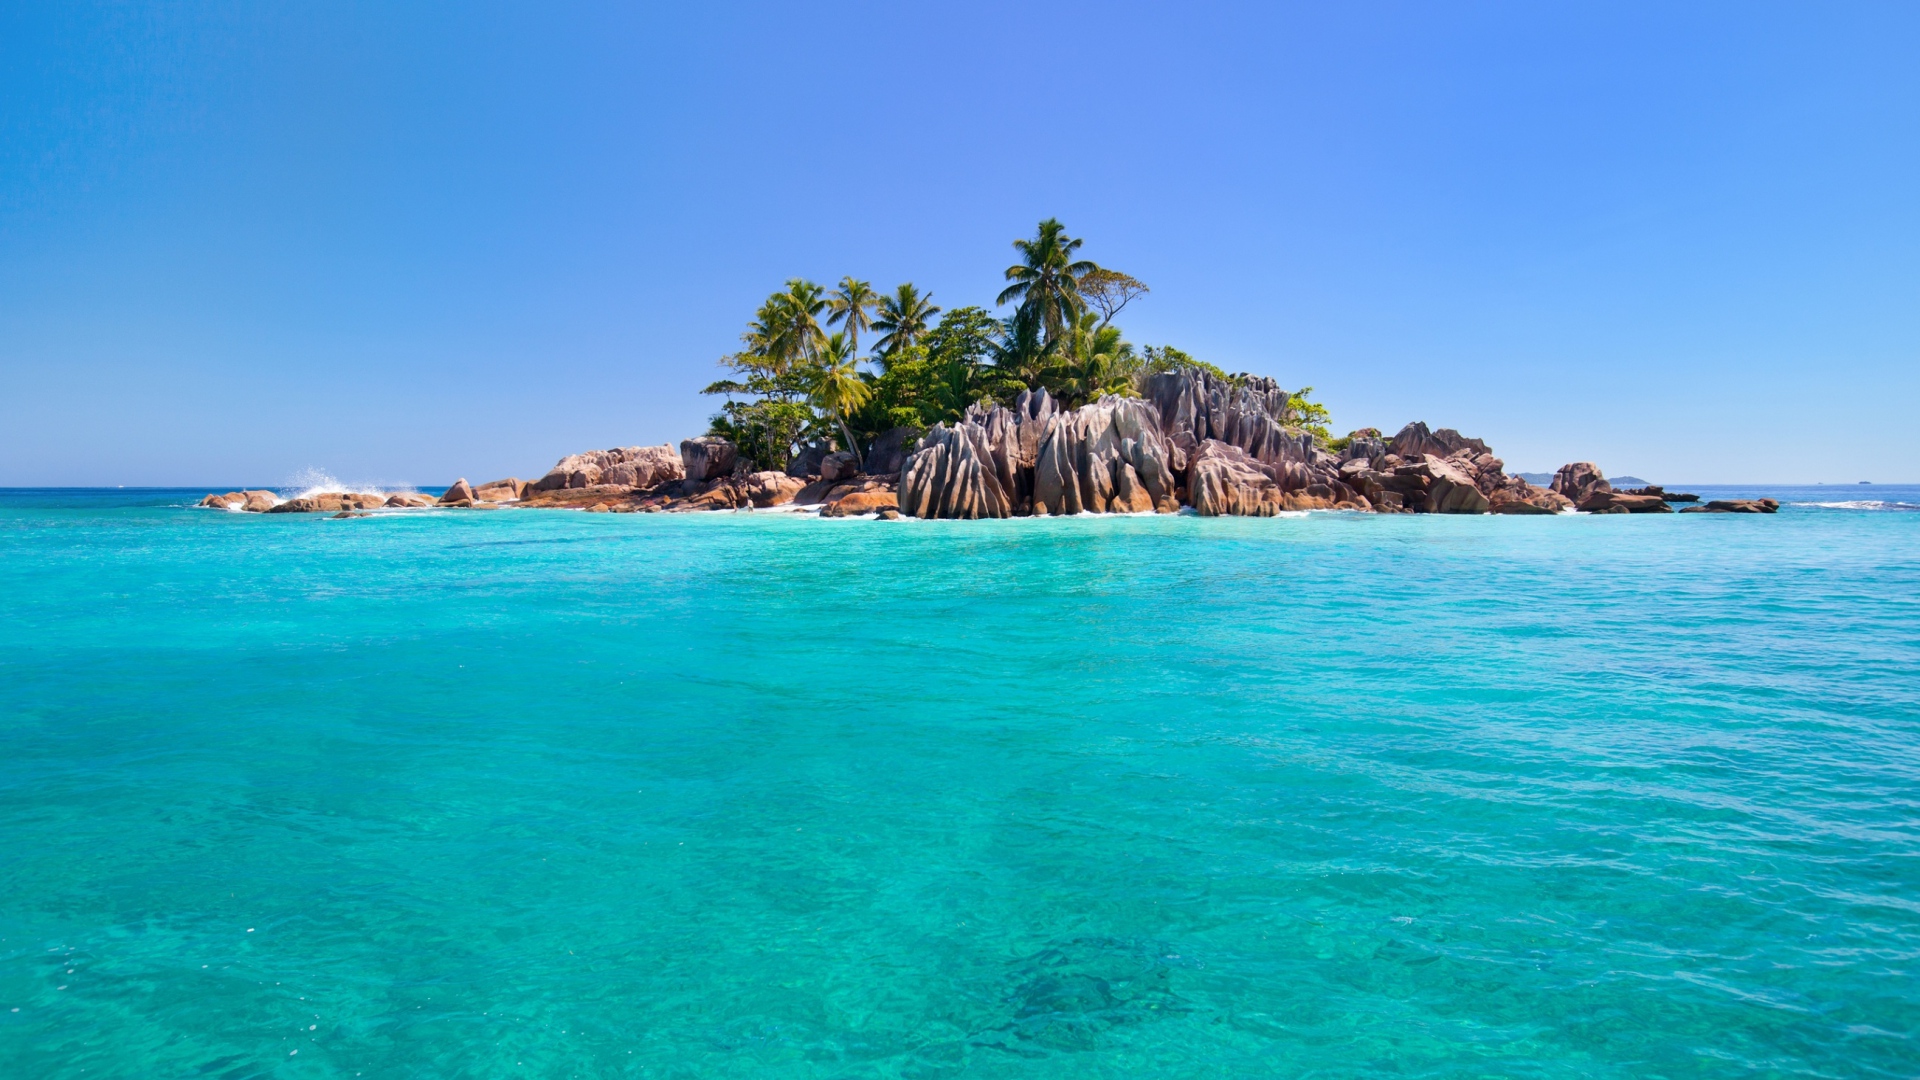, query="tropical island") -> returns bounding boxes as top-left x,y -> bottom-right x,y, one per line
201,220 -> 1776,518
